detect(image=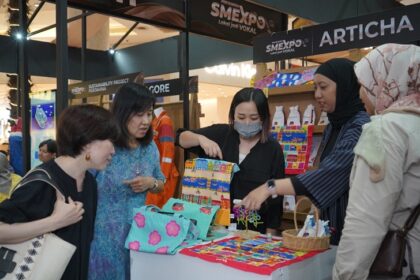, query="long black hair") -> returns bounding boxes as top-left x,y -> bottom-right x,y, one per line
112,83 -> 155,148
